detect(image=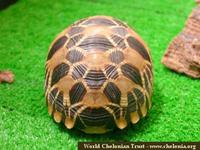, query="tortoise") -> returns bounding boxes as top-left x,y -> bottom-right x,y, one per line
45,16 -> 153,134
